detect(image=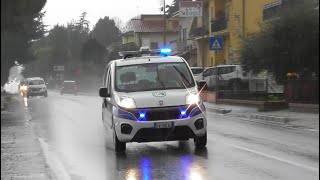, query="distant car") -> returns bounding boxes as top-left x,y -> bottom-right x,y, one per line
60,81 -> 77,95
25,77 -> 48,97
